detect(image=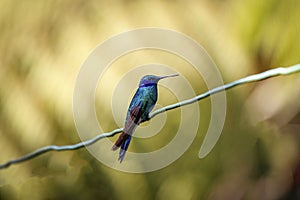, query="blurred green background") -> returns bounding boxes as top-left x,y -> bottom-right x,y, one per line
0,0 -> 300,199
